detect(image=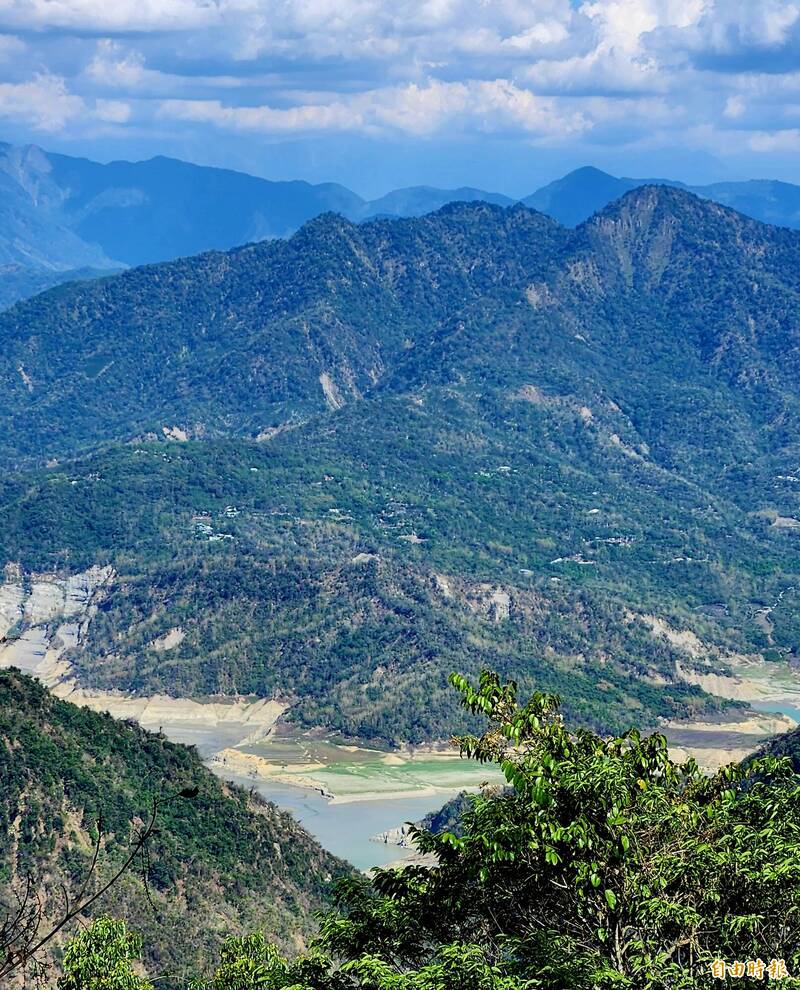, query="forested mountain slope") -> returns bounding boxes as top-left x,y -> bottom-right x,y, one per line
0,264 -> 121,311
5,186 -> 800,472
0,669 -> 348,984
0,141 -> 508,308
4,136 -> 800,312
0,203 -> 564,465
1,188 -> 799,744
